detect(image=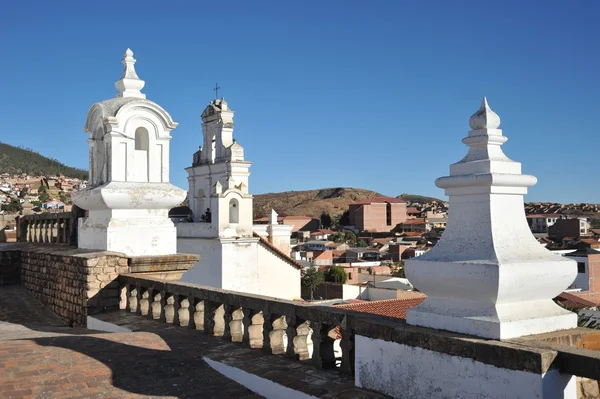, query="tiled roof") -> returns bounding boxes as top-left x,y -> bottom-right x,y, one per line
334,296 -> 426,320
556,292 -> 597,311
